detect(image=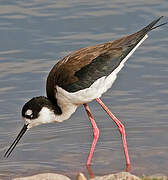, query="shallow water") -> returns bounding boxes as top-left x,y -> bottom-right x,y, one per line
0,0 -> 168,179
